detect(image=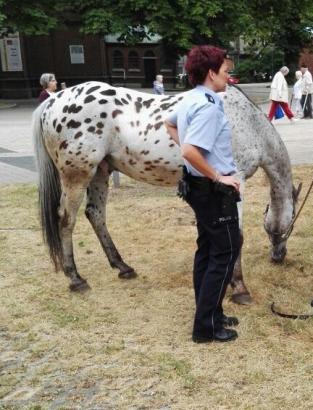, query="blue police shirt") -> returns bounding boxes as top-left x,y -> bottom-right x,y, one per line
166,85 -> 237,177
